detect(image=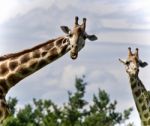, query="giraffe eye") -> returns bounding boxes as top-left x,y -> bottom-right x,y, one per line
83,35 -> 86,40
126,61 -> 130,65
68,33 -> 73,37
